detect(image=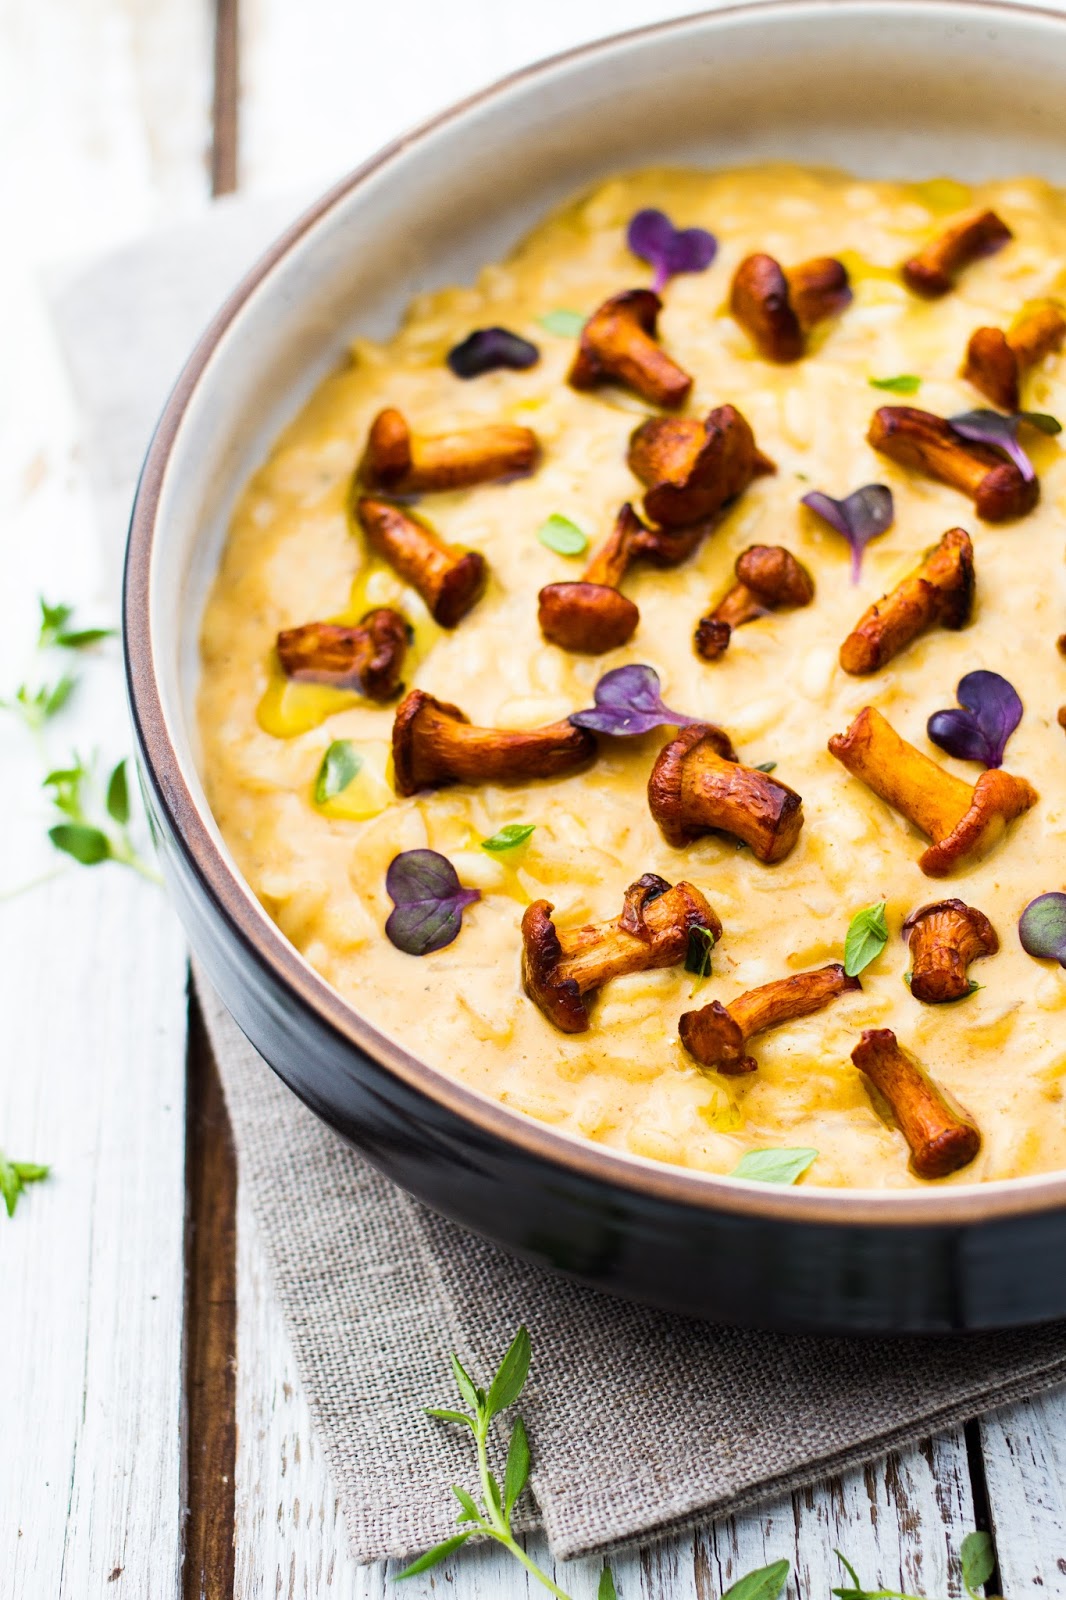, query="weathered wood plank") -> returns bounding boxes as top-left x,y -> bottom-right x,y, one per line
978,1395 -> 1066,1594
0,1 -> 211,1596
